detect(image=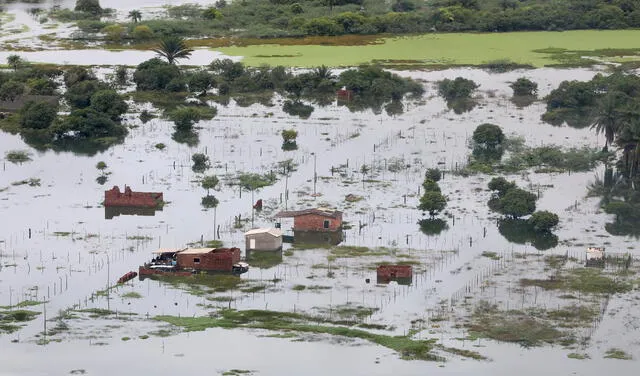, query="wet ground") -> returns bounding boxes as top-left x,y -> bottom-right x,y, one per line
2,62 -> 639,374
1,2 -> 640,372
